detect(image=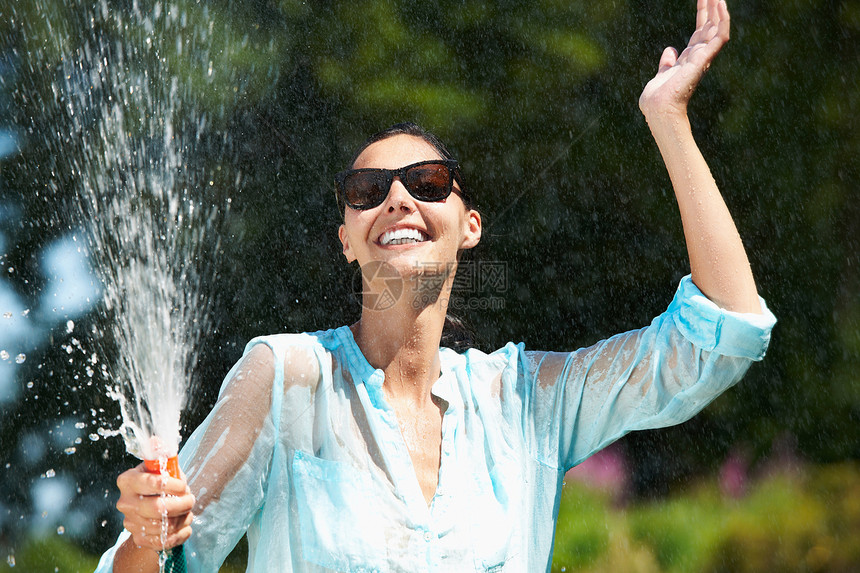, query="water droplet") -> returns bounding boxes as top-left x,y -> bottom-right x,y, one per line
75,422 -> 86,429
66,320 -> 75,333
2,312 -> 11,319
64,447 -> 76,455
6,554 -> 15,567
21,309 -> 30,317
26,381 -> 33,389
45,469 -> 56,478
56,525 -> 65,535
6,267 -> 12,274
15,354 -> 25,364
89,433 -> 100,441
101,520 -> 107,527
0,350 -> 8,360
